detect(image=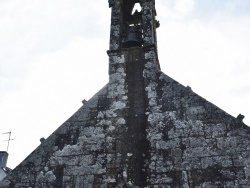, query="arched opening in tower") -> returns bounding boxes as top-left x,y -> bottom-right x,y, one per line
122,1 -> 143,48
132,3 -> 142,15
